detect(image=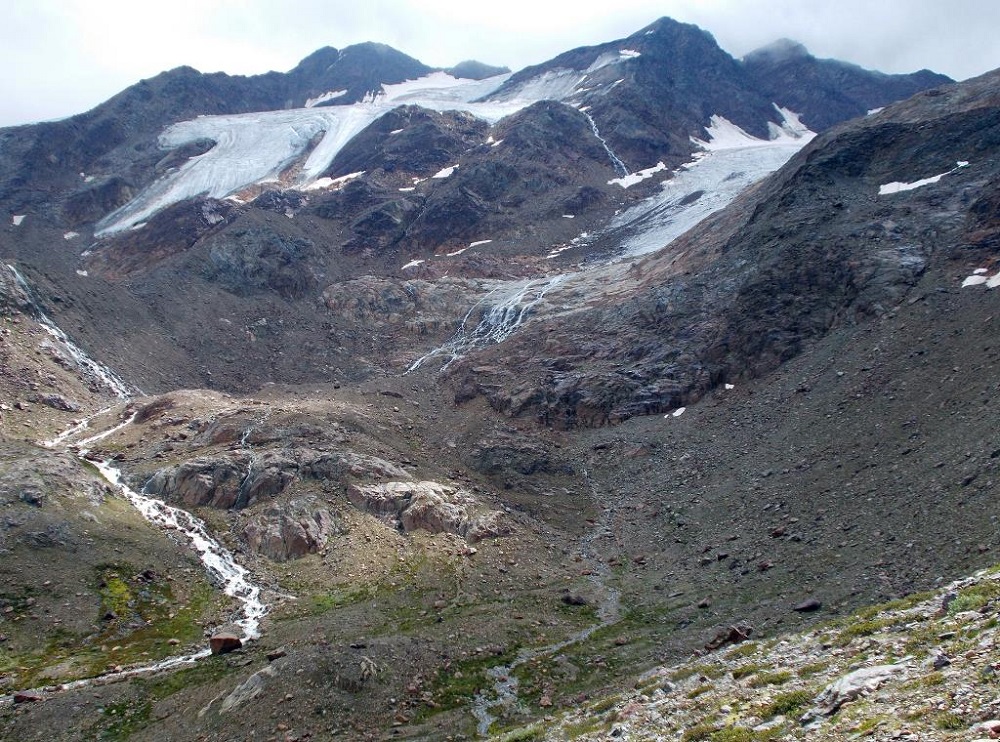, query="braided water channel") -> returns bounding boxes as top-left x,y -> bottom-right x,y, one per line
471,465 -> 622,736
